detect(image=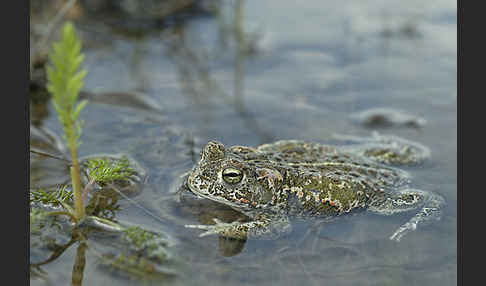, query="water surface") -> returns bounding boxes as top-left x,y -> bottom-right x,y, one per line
30,0 -> 456,285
